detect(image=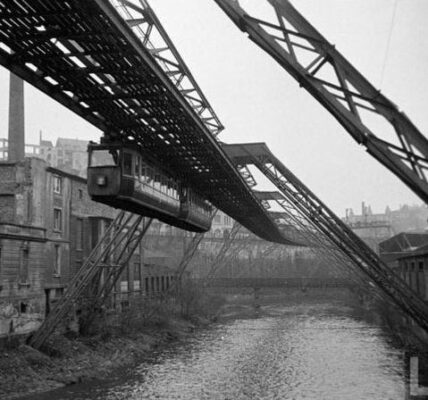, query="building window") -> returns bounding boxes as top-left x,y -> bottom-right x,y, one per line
78,189 -> 83,199
54,245 -> 61,276
53,208 -> 62,231
214,215 -> 221,224
19,245 -> 29,283
76,218 -> 84,250
53,175 -> 62,194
